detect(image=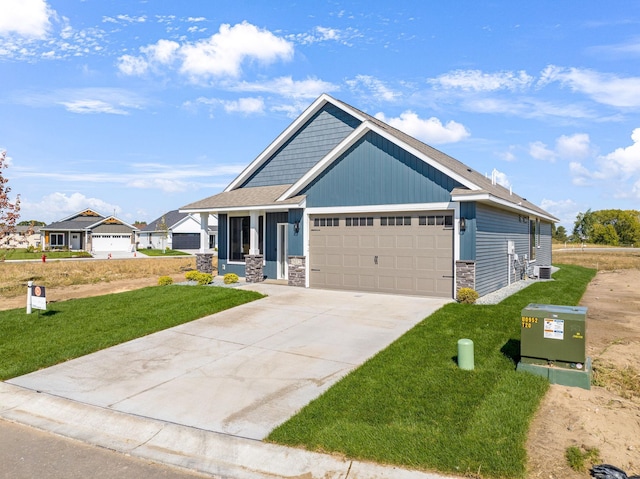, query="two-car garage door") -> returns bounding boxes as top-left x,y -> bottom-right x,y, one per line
309,212 -> 453,297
